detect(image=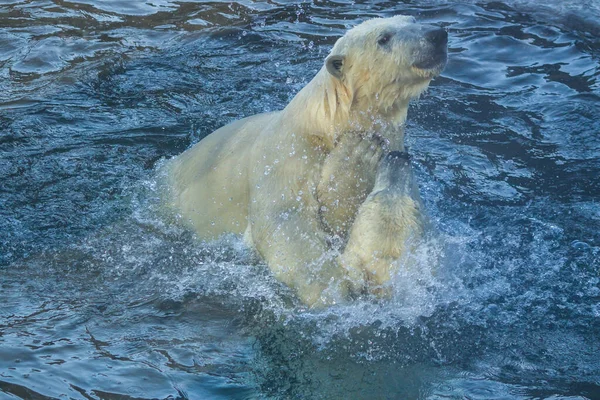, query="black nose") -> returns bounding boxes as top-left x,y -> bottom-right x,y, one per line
425,28 -> 448,47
